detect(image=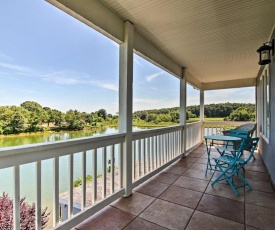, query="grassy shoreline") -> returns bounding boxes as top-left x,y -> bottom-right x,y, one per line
0,118 -> 225,138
